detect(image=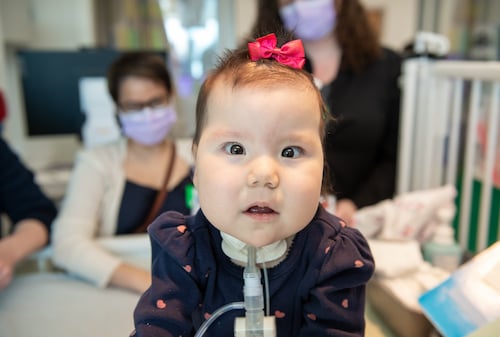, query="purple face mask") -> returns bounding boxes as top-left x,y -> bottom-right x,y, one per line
119,105 -> 177,146
279,0 -> 337,41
